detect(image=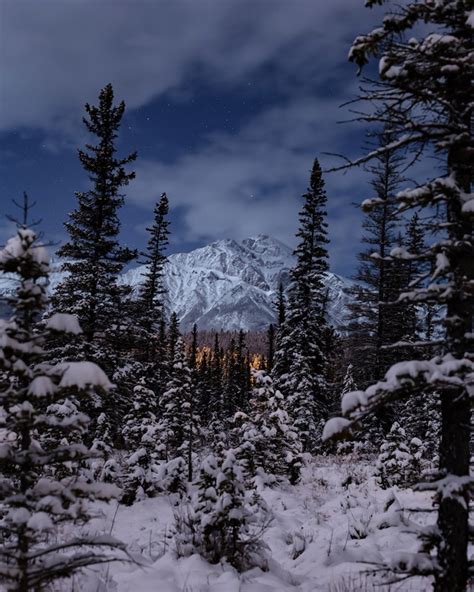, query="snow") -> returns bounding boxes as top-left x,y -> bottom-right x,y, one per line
58,361 -> 113,390
462,199 -> 474,214
28,375 -> 57,397
0,229 -> 49,266
0,236 -> 354,332
390,246 -> 412,260
422,33 -> 458,49
379,57 -> 403,79
468,10 -> 474,28
27,511 -> 54,531
322,417 -> 351,441
0,235 -> 25,262
432,252 -> 449,280
45,313 -> 83,335
83,456 -> 434,592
